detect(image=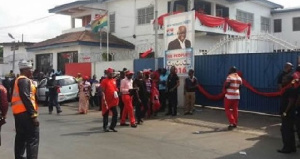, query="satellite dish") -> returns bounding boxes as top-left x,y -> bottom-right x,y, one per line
8,33 -> 15,39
